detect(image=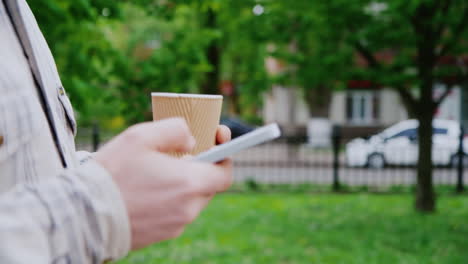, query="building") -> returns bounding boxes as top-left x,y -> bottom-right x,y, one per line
263,52 -> 468,143
263,84 -> 466,143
